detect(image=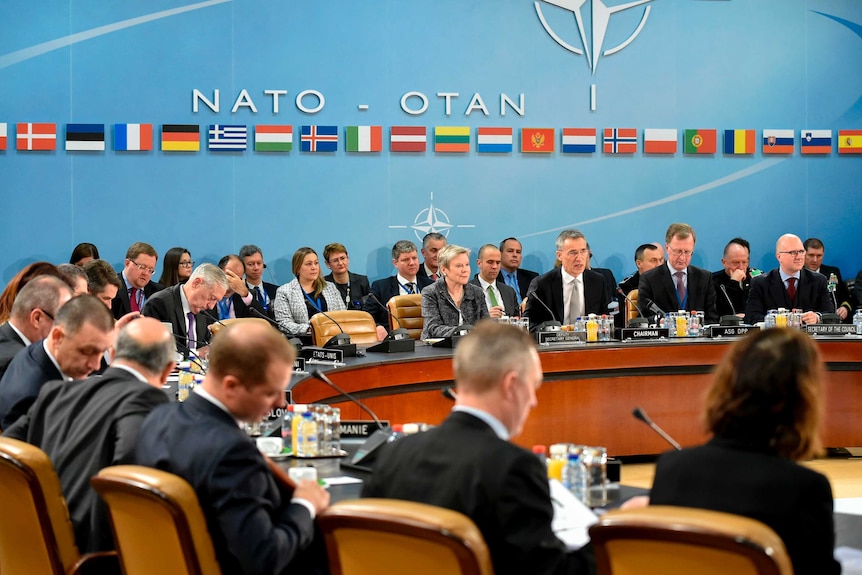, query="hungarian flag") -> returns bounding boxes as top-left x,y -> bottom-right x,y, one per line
799,130 -> 832,155
838,130 -> 862,154
255,125 -> 292,152
762,130 -> 794,154
65,124 -> 105,151
521,128 -> 554,153
114,123 -> 153,151
0,123 -> 6,150
161,124 -> 200,152
643,129 -> 678,154
434,126 -> 469,153
561,128 -> 596,154
723,129 -> 756,155
345,125 -> 382,152
16,123 -> 56,151
603,128 -> 637,154
476,127 -> 513,153
683,129 -> 716,154
390,126 -> 426,152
